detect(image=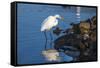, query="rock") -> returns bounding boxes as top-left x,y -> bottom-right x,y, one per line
79,22 -> 90,34
53,16 -> 97,62
53,27 -> 62,36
